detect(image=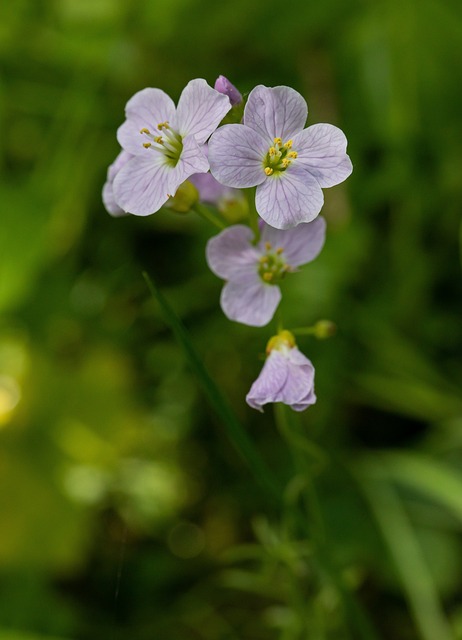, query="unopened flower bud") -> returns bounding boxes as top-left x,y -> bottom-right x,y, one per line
214,75 -> 242,106
164,180 -> 199,213
313,320 -> 336,339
